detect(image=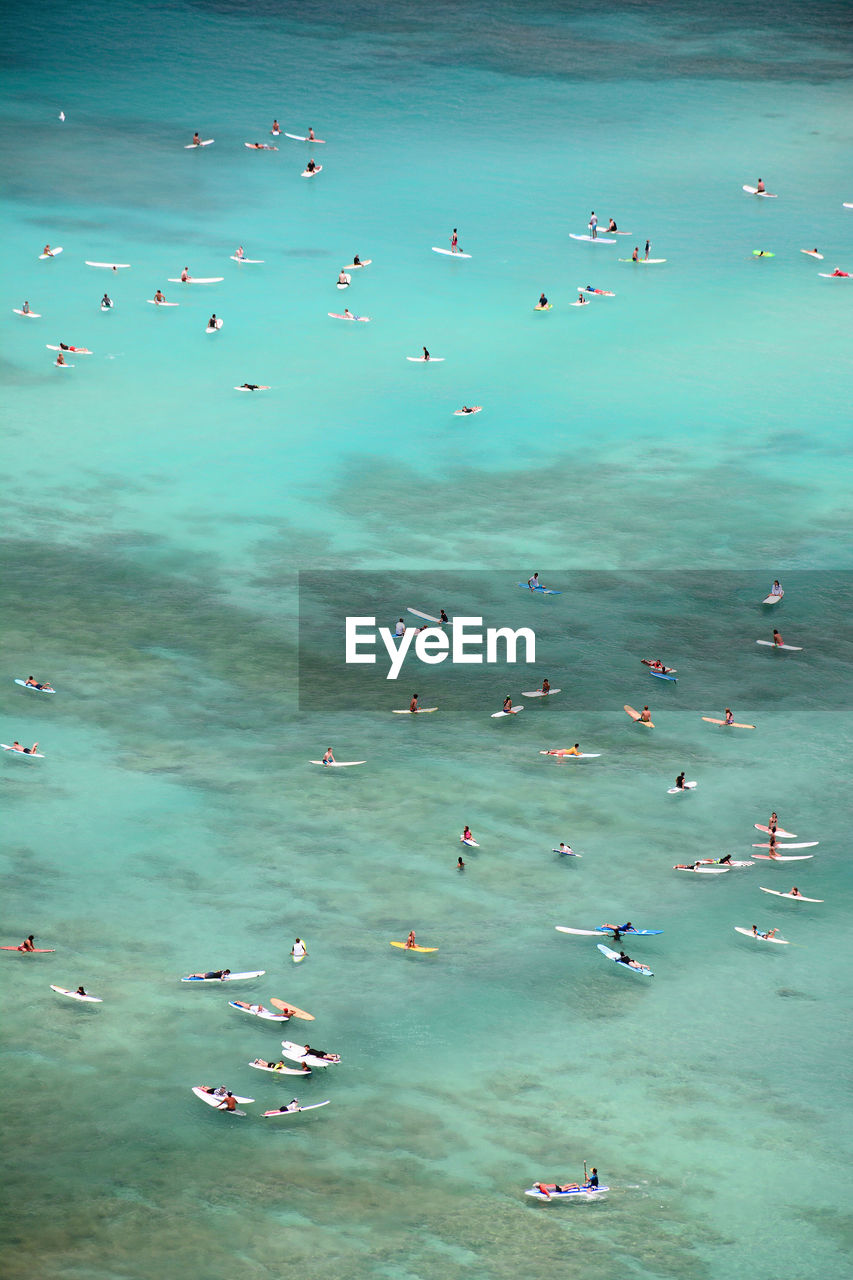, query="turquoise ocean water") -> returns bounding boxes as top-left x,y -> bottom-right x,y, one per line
2,2 -> 852,1276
